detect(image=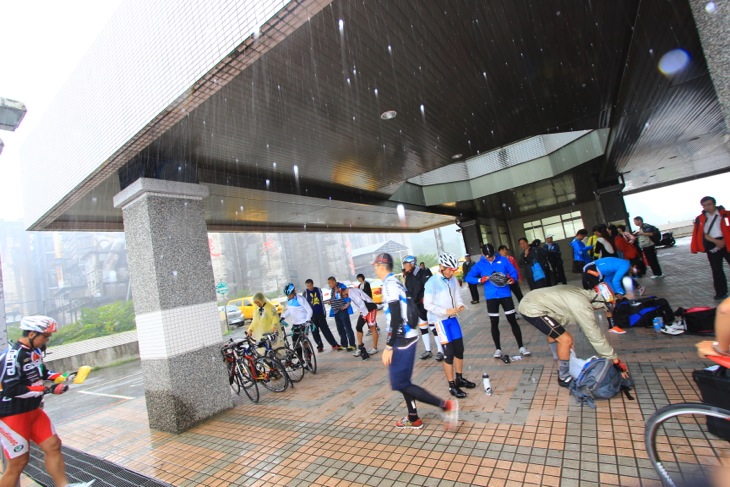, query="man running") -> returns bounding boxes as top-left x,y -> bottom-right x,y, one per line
374,253 -> 458,431
424,252 -> 477,398
518,285 -> 629,388
0,315 -> 95,487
